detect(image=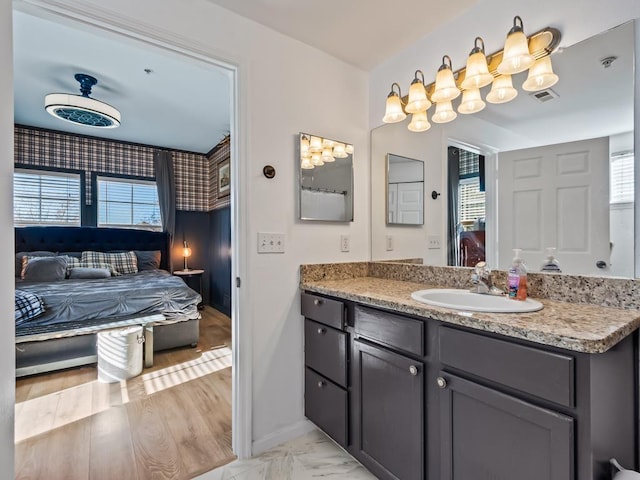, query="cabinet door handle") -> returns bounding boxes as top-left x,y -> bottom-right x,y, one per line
317,327 -> 326,335
313,298 -> 323,306
436,376 -> 447,389
409,365 -> 418,376
317,380 -> 325,388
